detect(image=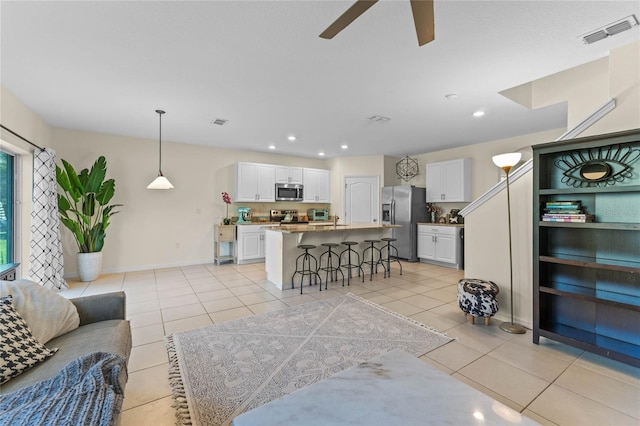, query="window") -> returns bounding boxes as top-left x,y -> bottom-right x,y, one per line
0,151 -> 14,265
